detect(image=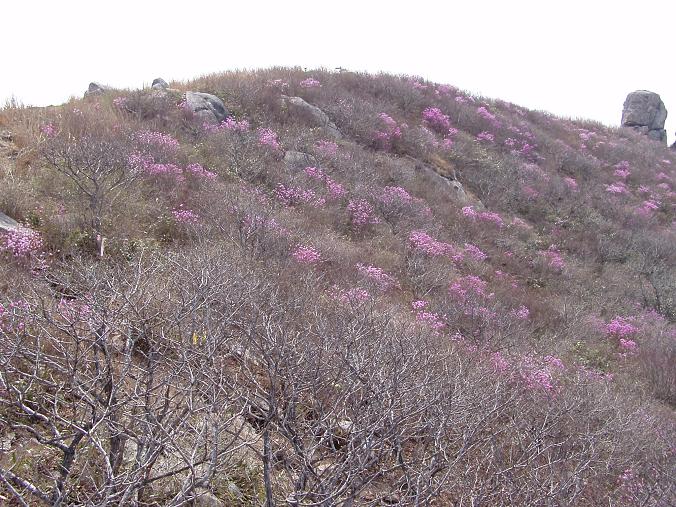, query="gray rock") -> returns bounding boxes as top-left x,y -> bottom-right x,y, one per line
621,91 -> 668,144
0,211 -> 20,232
282,95 -> 341,139
184,92 -> 229,124
283,150 -> 317,168
152,77 -> 169,89
193,491 -> 224,507
84,82 -> 111,97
